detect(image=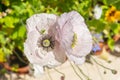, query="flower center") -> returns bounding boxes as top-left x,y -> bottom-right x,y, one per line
38,35 -> 55,50
42,39 -> 50,47
109,10 -> 116,16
